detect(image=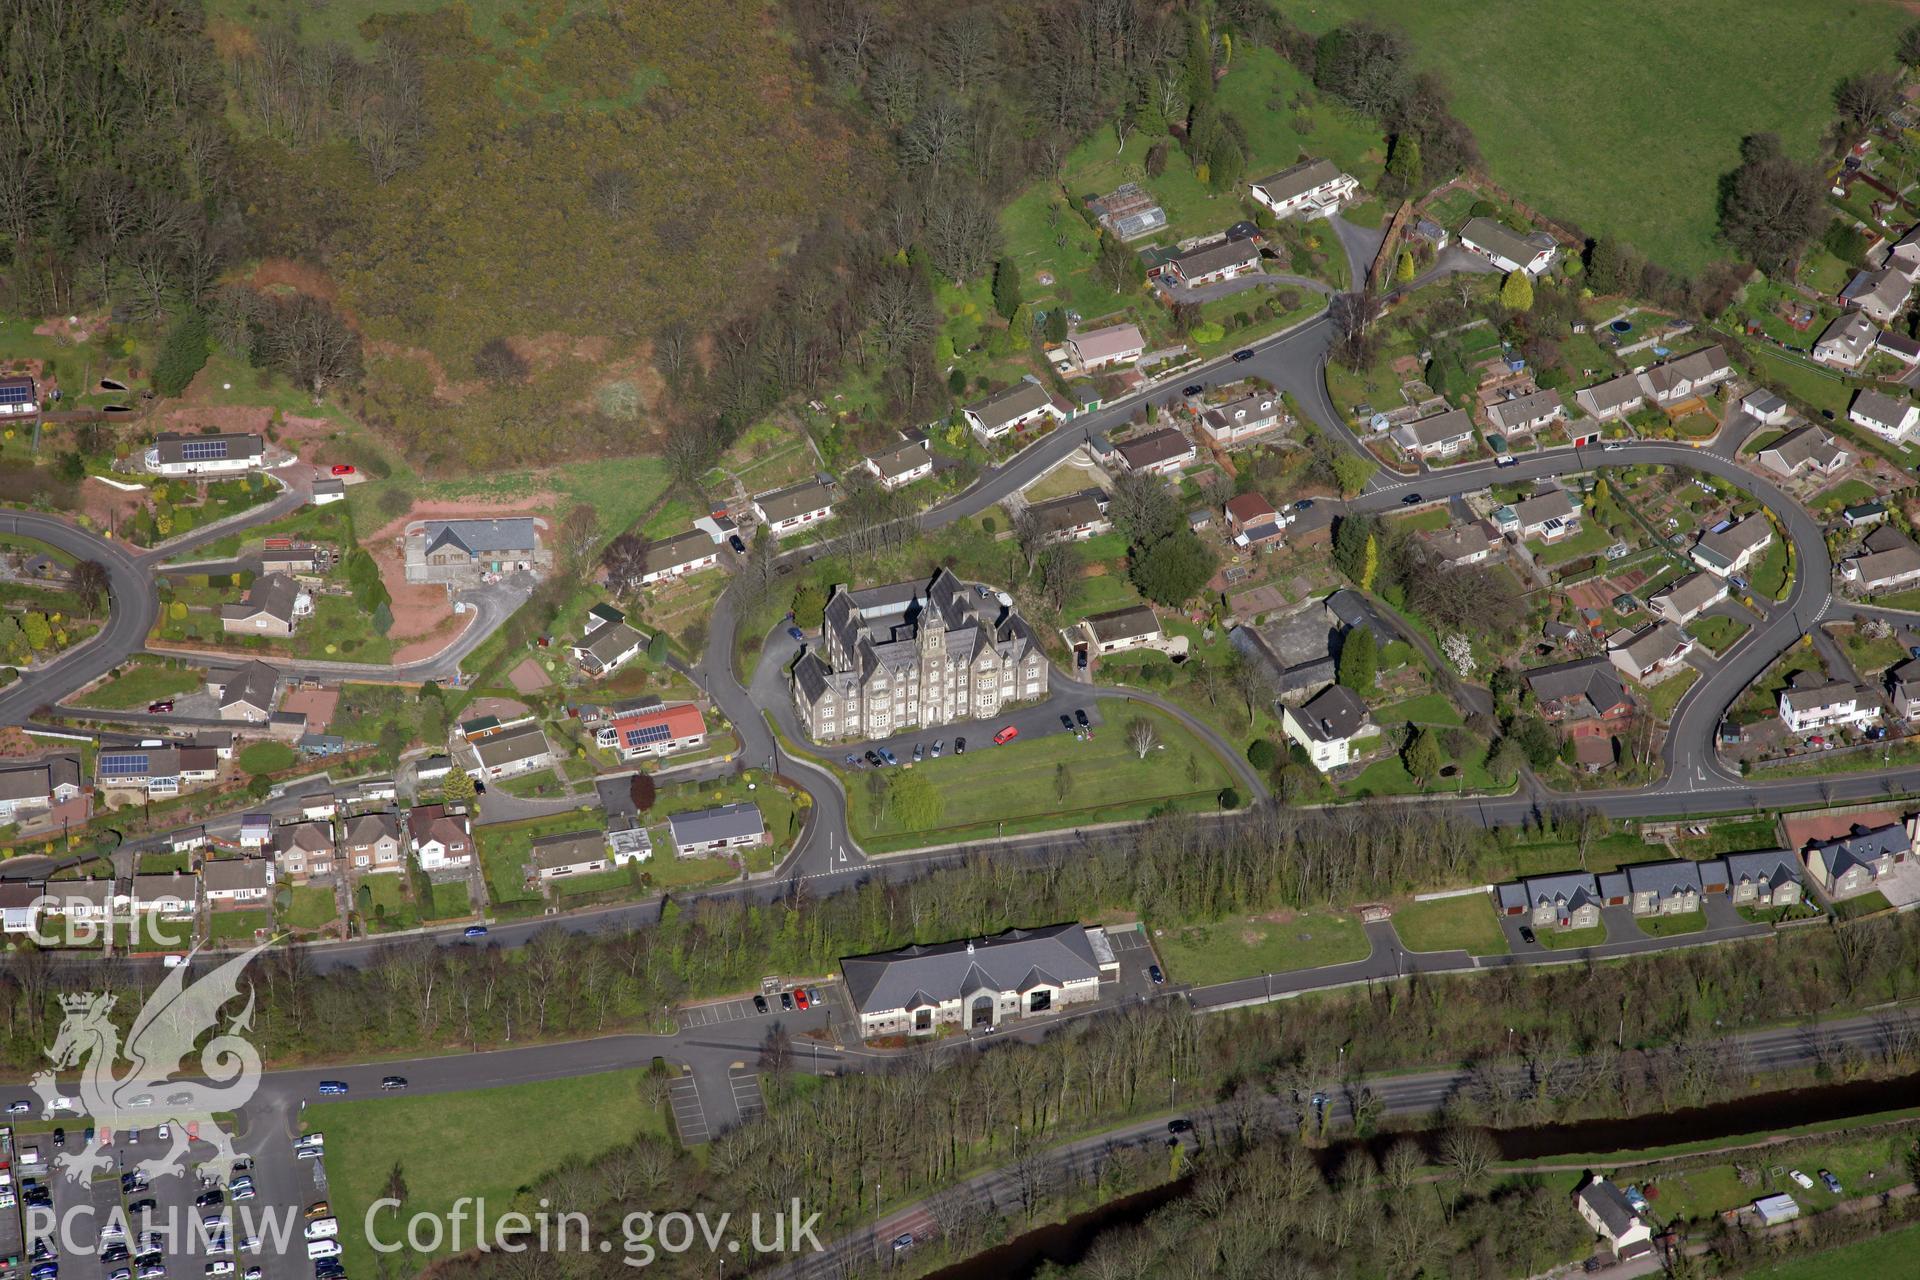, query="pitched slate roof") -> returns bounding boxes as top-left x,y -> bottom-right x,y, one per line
1115,427 -> 1194,470
966,379 -> 1057,432
1391,408 -> 1473,450
867,439 -> 933,481
201,858 -> 272,893
1524,656 -> 1632,718
1624,859 -> 1702,904
754,480 -> 835,524
527,830 -> 607,871
1082,606 -> 1160,646
1486,388 -> 1564,433
642,530 -> 717,576
841,923 -> 1102,1015
1167,237 -> 1261,278
1649,571 -> 1725,619
219,660 -> 279,714
219,573 -> 298,627
1290,683 -> 1371,744
1851,387 -> 1913,431
1251,158 -> 1347,206
1761,425 -> 1847,472
1578,1176 -> 1642,1238
471,721 -> 551,770
423,518 -> 541,557
668,801 -> 765,847
152,432 -> 263,466
1461,217 -> 1549,267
